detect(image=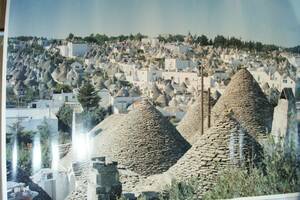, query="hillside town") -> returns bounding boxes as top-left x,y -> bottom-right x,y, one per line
5,33 -> 300,200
